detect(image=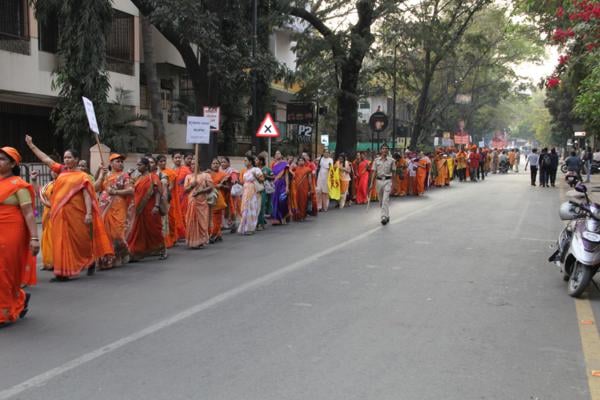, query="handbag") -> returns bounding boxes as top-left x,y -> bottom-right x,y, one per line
254,181 -> 265,192
231,183 -> 243,197
206,188 -> 218,206
264,180 -> 275,194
